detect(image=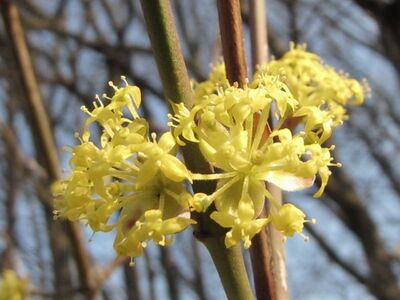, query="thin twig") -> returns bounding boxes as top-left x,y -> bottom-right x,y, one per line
217,0 -> 248,87
0,2 -> 98,299
248,2 -> 278,300
249,0 -> 268,73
